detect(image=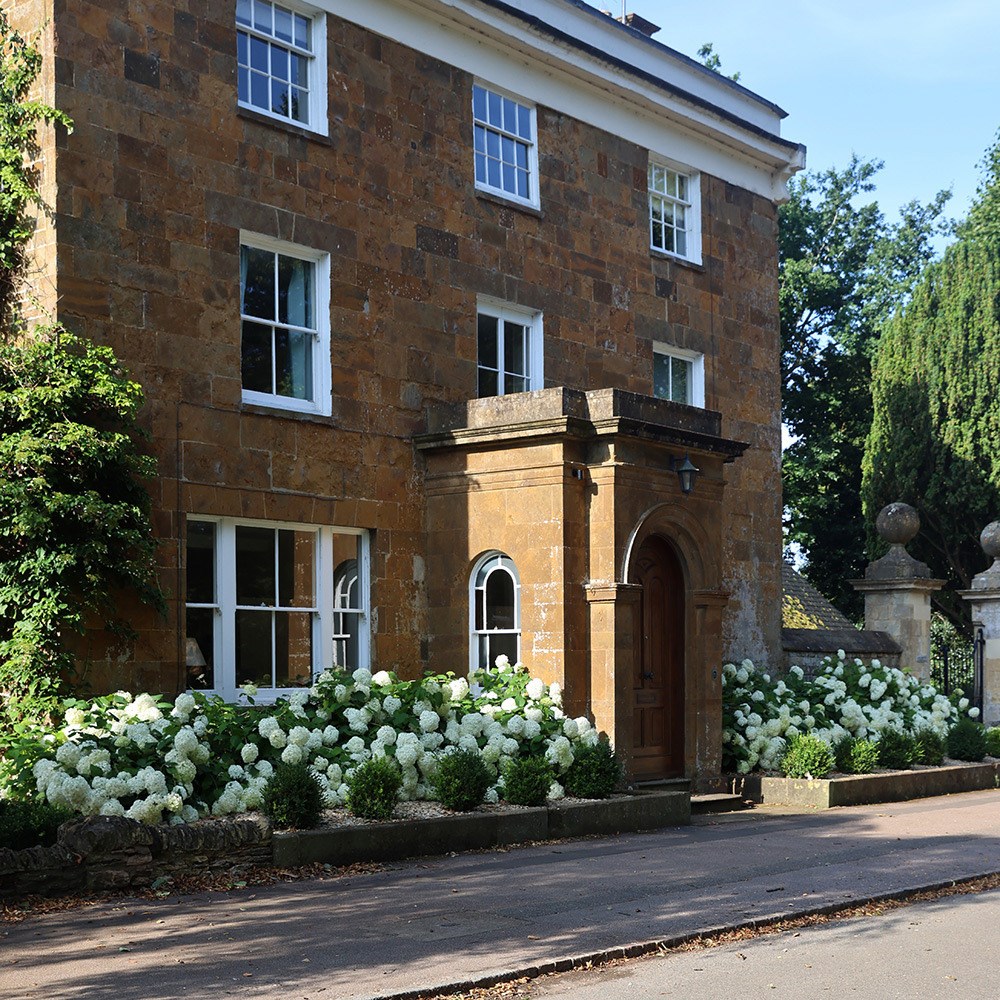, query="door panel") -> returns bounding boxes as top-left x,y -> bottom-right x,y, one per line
632,536 -> 685,779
